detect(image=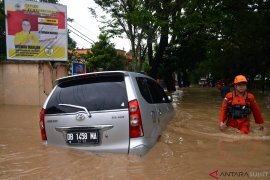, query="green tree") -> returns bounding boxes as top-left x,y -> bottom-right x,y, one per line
92,0 -> 270,90
86,34 -> 125,71
165,0 -> 270,90
67,18 -> 77,50
67,31 -> 77,50
92,0 -> 146,71
203,0 -> 270,88
92,0 -> 183,78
